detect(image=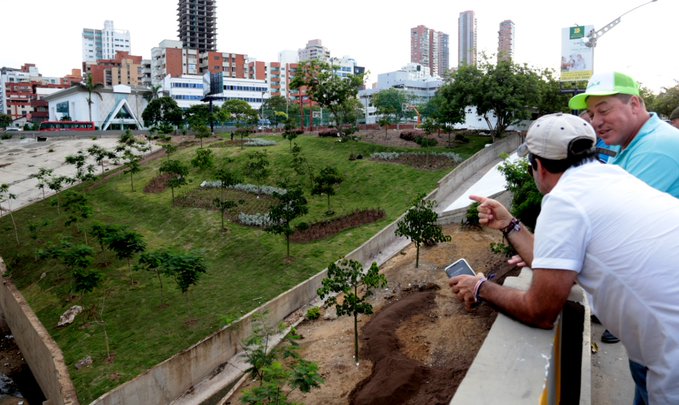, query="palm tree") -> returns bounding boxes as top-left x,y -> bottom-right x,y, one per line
143,84 -> 163,102
79,74 -> 104,123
